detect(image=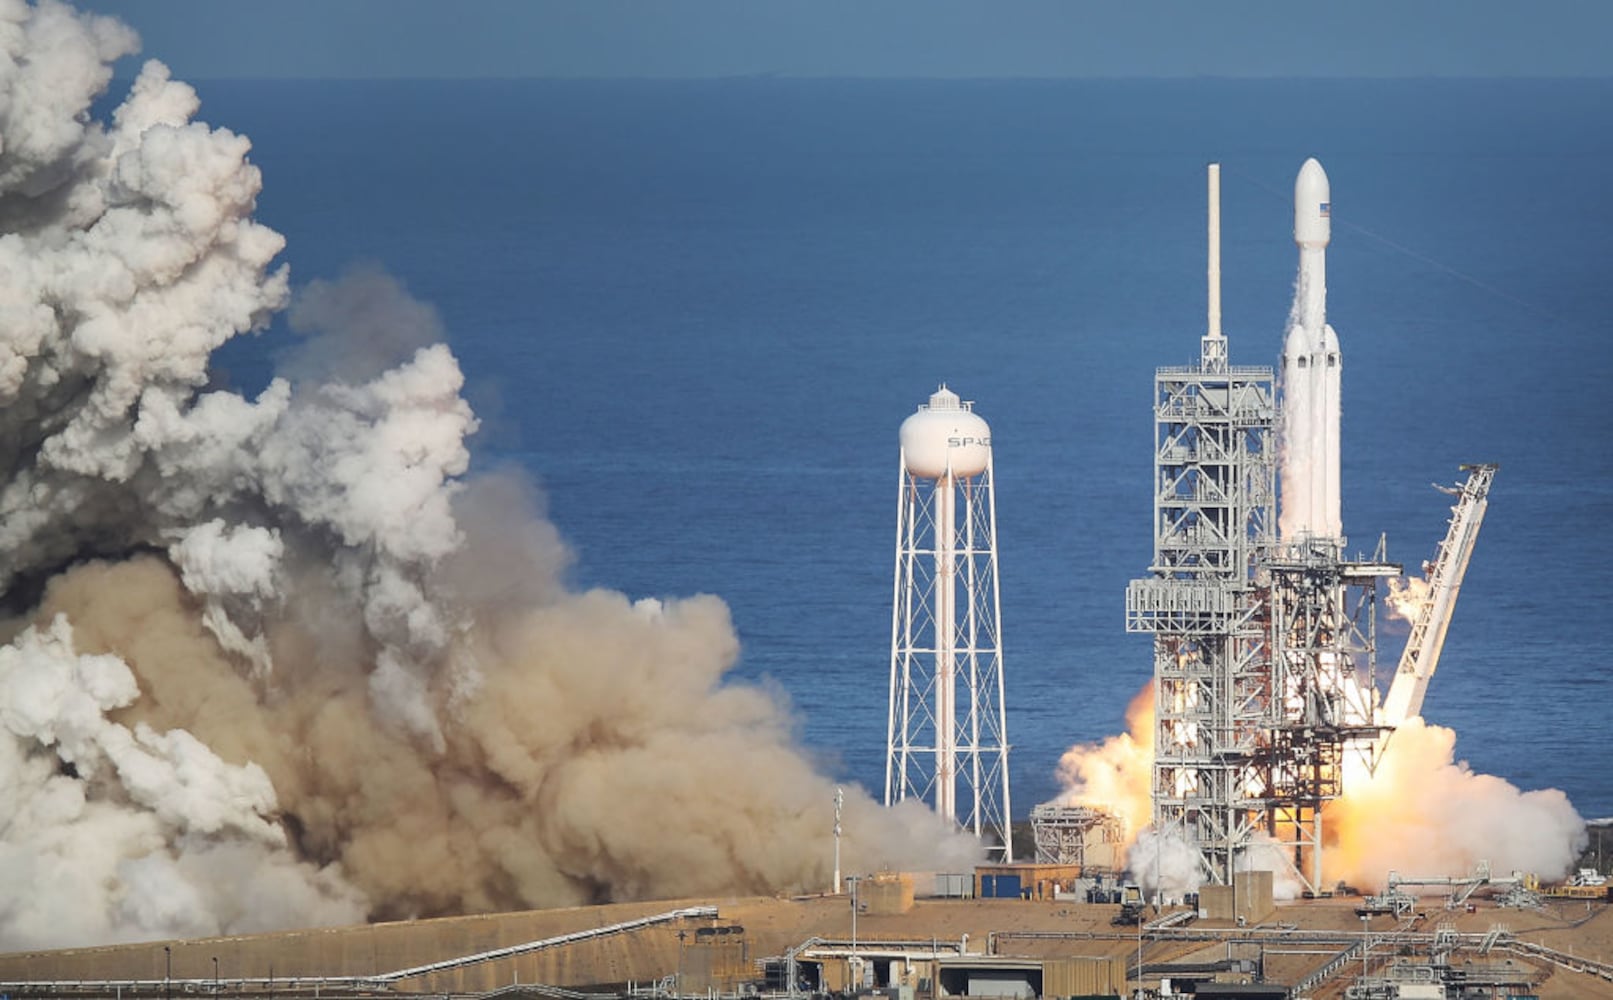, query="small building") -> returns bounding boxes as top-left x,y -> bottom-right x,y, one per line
678,924 -> 750,994
928,872 -> 975,898
1198,870 -> 1275,924
857,873 -> 917,915
973,863 -> 1088,900
799,948 -> 1124,999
